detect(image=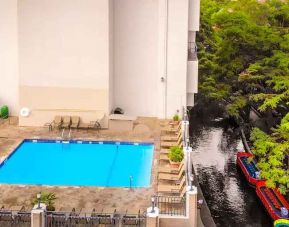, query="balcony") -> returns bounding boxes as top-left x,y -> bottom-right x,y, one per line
187,42 -> 198,96
188,0 -> 200,32
188,42 -> 197,61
